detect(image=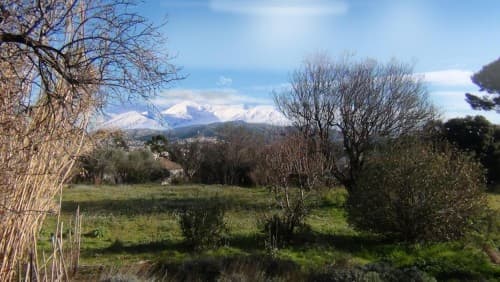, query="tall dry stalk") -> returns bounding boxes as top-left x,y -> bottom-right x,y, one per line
0,0 -> 178,280
35,206 -> 83,281
0,67 -> 95,280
